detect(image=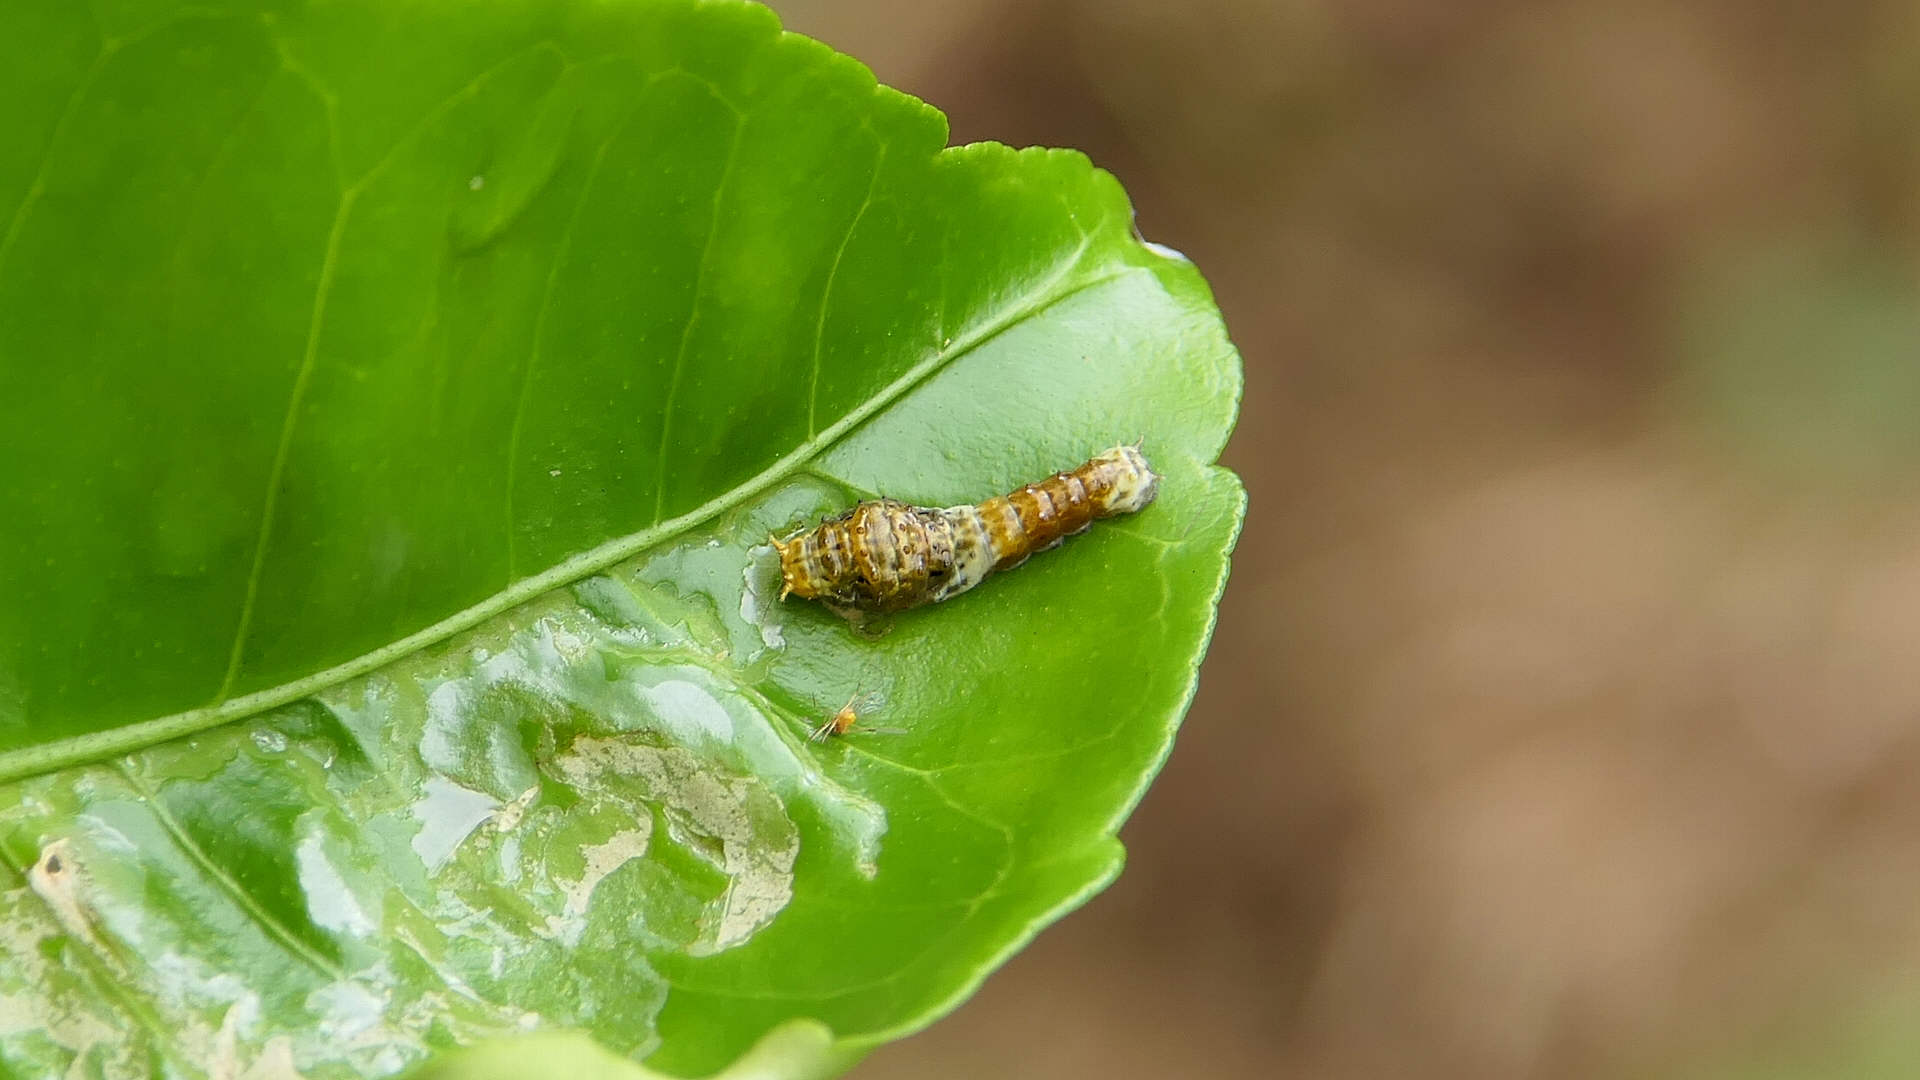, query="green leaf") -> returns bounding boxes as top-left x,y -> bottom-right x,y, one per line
404,1023 -> 856,1080
0,1 -> 1244,1077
